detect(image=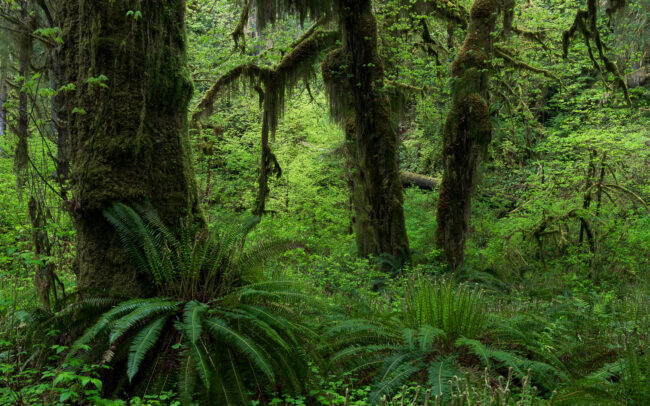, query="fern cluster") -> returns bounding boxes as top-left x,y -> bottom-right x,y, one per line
324,278 -> 569,403
404,276 -> 486,348
65,203 -> 313,404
